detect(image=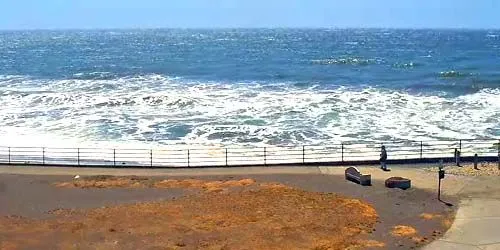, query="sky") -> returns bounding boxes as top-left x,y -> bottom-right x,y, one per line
0,0 -> 499,30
